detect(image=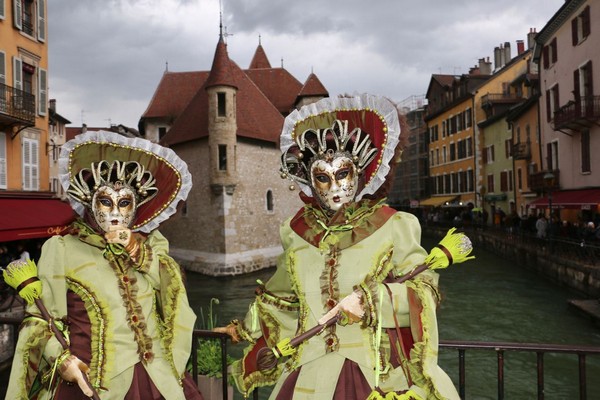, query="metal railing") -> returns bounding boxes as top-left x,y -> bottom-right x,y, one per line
0,83 -> 36,124
553,96 -> 600,130
2,316 -> 599,400
440,340 -> 600,400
